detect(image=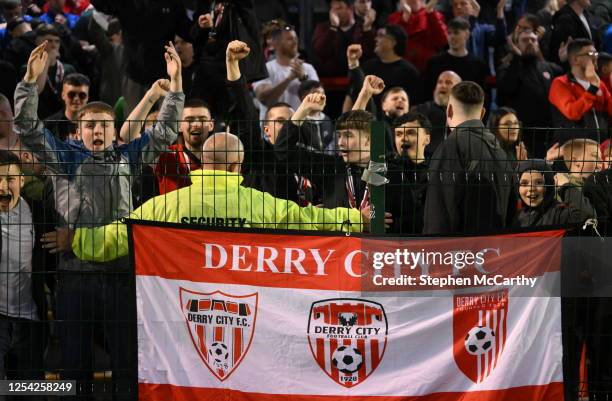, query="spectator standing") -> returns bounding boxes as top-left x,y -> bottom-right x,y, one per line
312,0 -> 376,77
253,26 -> 319,121
87,11 -> 124,106
23,24 -> 76,119
497,29 -> 563,156
390,111 -> 431,214
549,38 -> 612,143
44,73 -> 89,140
550,0 -> 599,64
423,17 -> 489,101
174,34 -> 196,98
412,70 -> 462,154
450,0 -> 507,62
345,26 -> 421,111
513,159 -> 594,227
487,107 -> 528,166
155,98 -> 213,195
90,0 -> 192,114
297,80 -> 335,153
19,41 -> 184,400
423,81 -> 515,234
0,151 -> 45,393
354,0 -> 384,30
387,0 -> 448,73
